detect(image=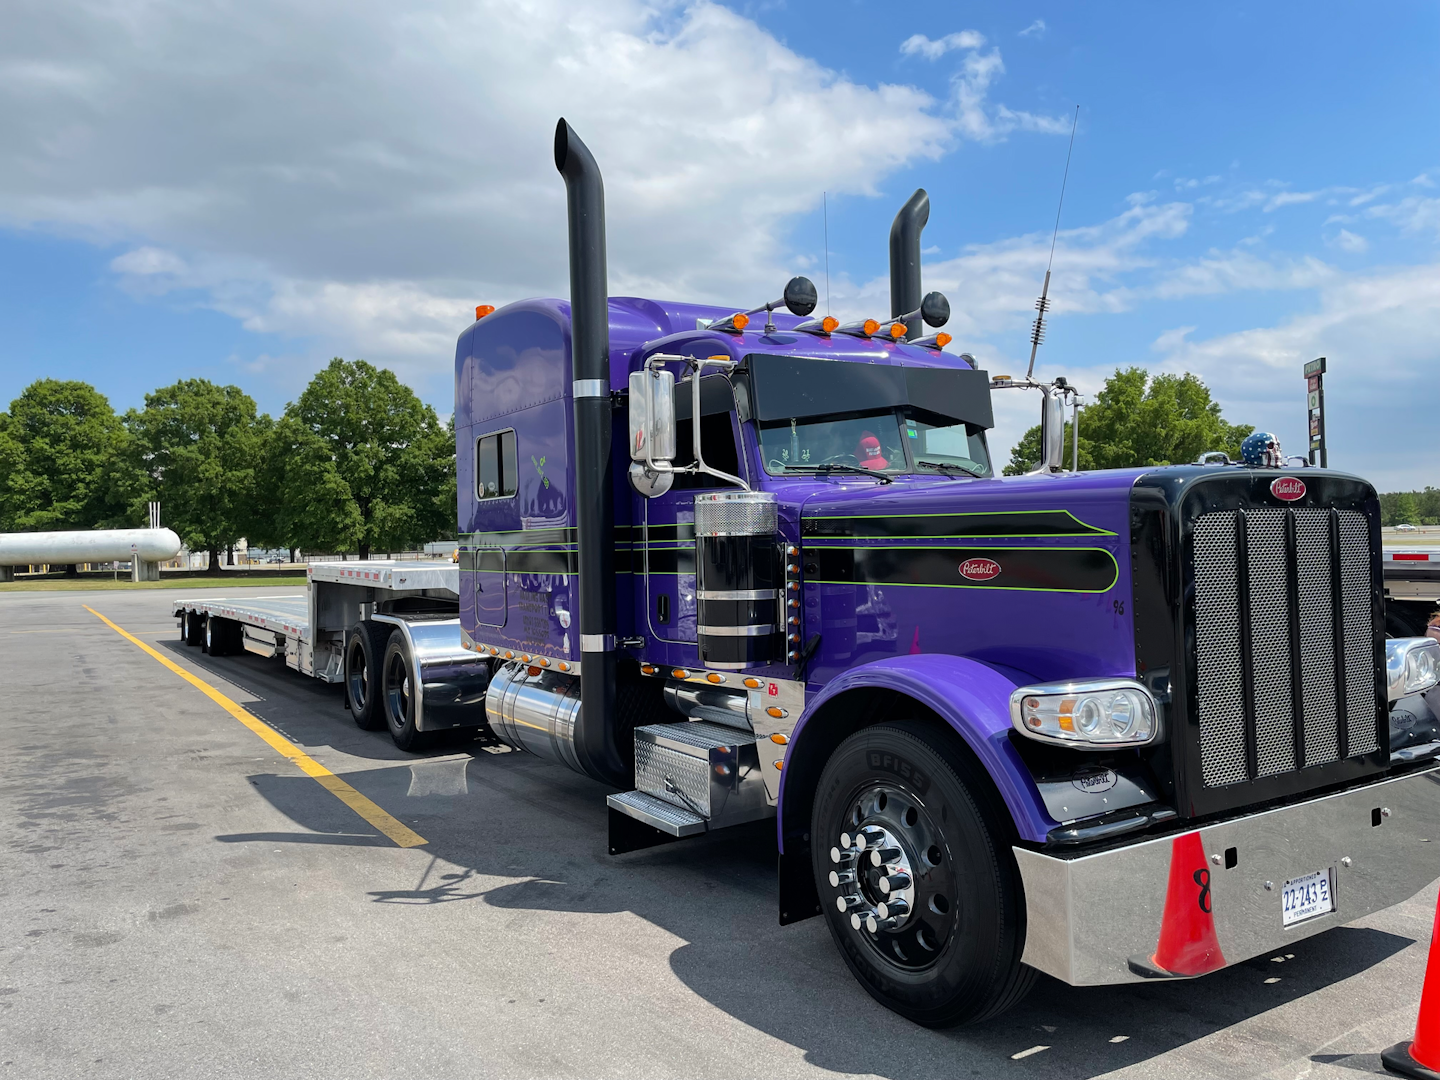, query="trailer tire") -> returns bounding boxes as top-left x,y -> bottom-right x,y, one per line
344,622 -> 390,731
810,720 -> 1035,1027
202,616 -> 238,656
380,629 -> 429,752
181,611 -> 199,646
